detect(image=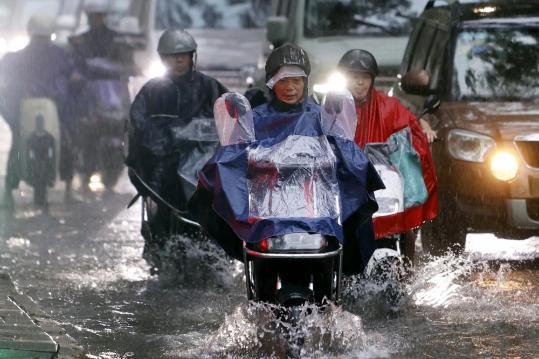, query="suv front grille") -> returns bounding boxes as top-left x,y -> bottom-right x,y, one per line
516,141 -> 539,168
527,199 -> 539,221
